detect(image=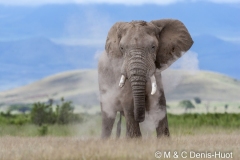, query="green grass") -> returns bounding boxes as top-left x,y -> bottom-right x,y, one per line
168,113 -> 240,128
168,113 -> 240,136
0,113 -> 240,137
